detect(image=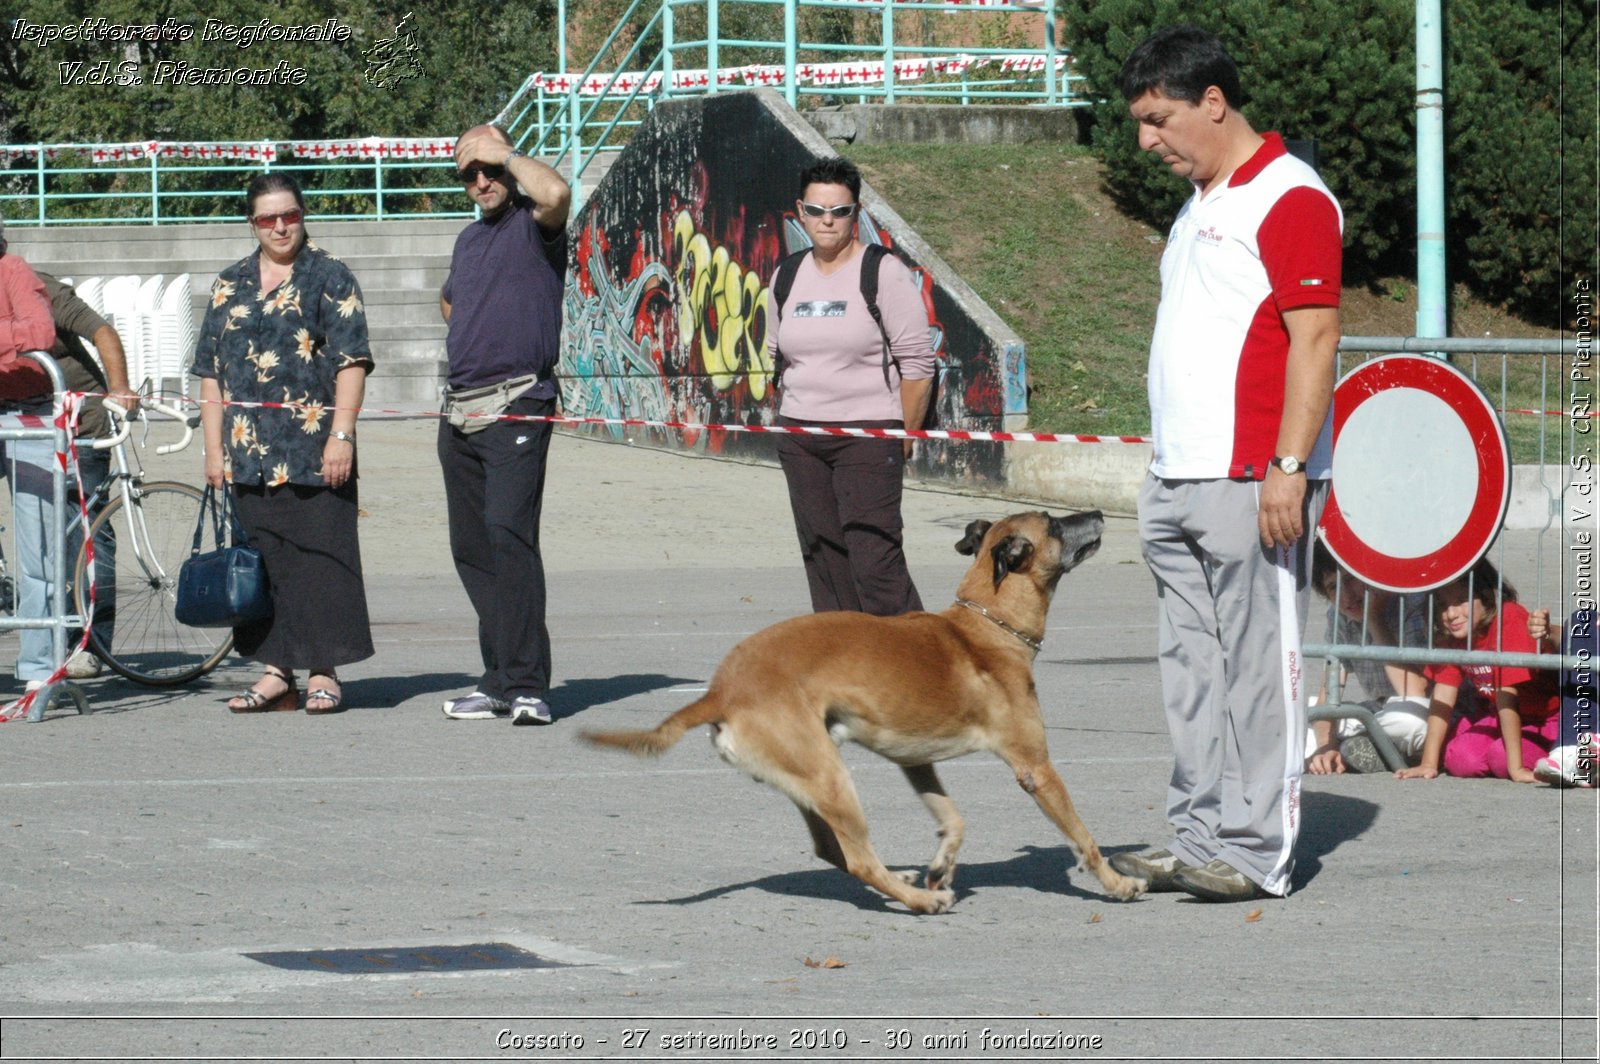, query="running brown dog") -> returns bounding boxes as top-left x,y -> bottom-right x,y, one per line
582,511 -> 1146,913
